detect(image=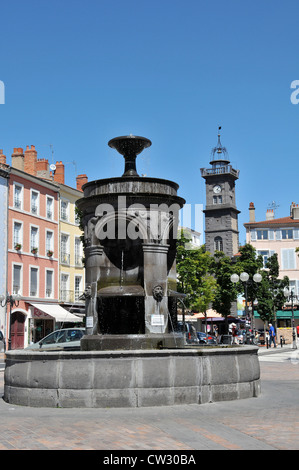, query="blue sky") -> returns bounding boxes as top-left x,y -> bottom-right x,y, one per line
1,0 -> 299,244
